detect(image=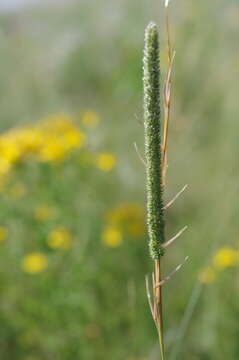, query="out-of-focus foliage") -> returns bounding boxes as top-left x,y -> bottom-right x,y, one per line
0,0 -> 238,359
